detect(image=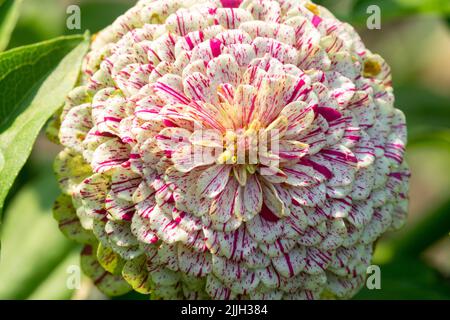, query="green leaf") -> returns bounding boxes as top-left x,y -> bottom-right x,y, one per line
0,34 -> 89,216
0,171 -> 77,299
0,0 -> 23,51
